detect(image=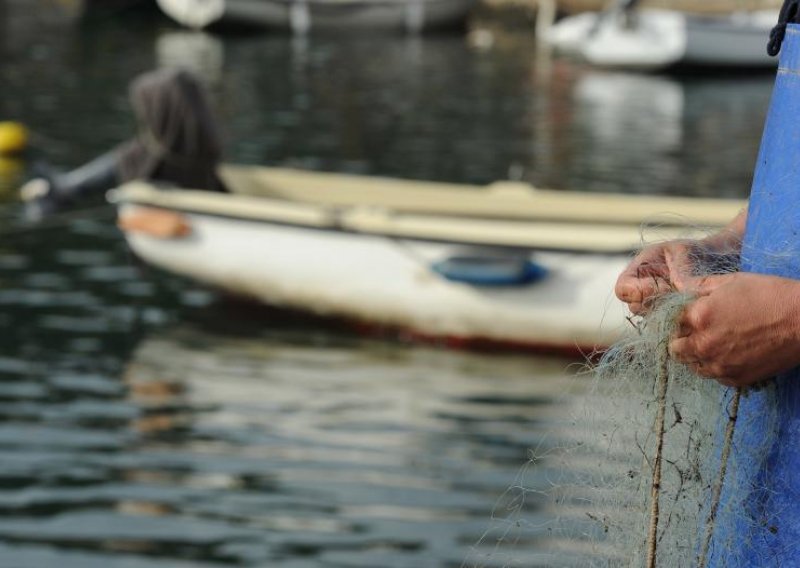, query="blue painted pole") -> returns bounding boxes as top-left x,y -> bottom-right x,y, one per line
709,23 -> 800,566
